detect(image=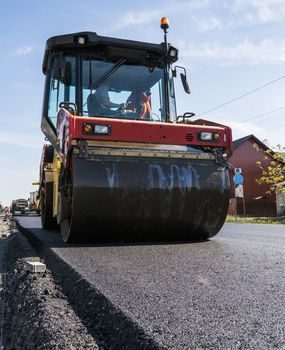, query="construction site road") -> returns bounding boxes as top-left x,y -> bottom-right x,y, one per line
16,217 -> 285,350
